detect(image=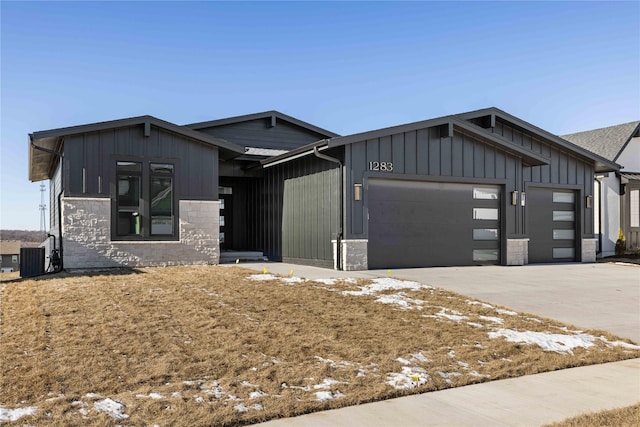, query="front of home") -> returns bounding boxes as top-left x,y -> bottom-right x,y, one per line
0,240 -> 21,272
28,108 -> 618,272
